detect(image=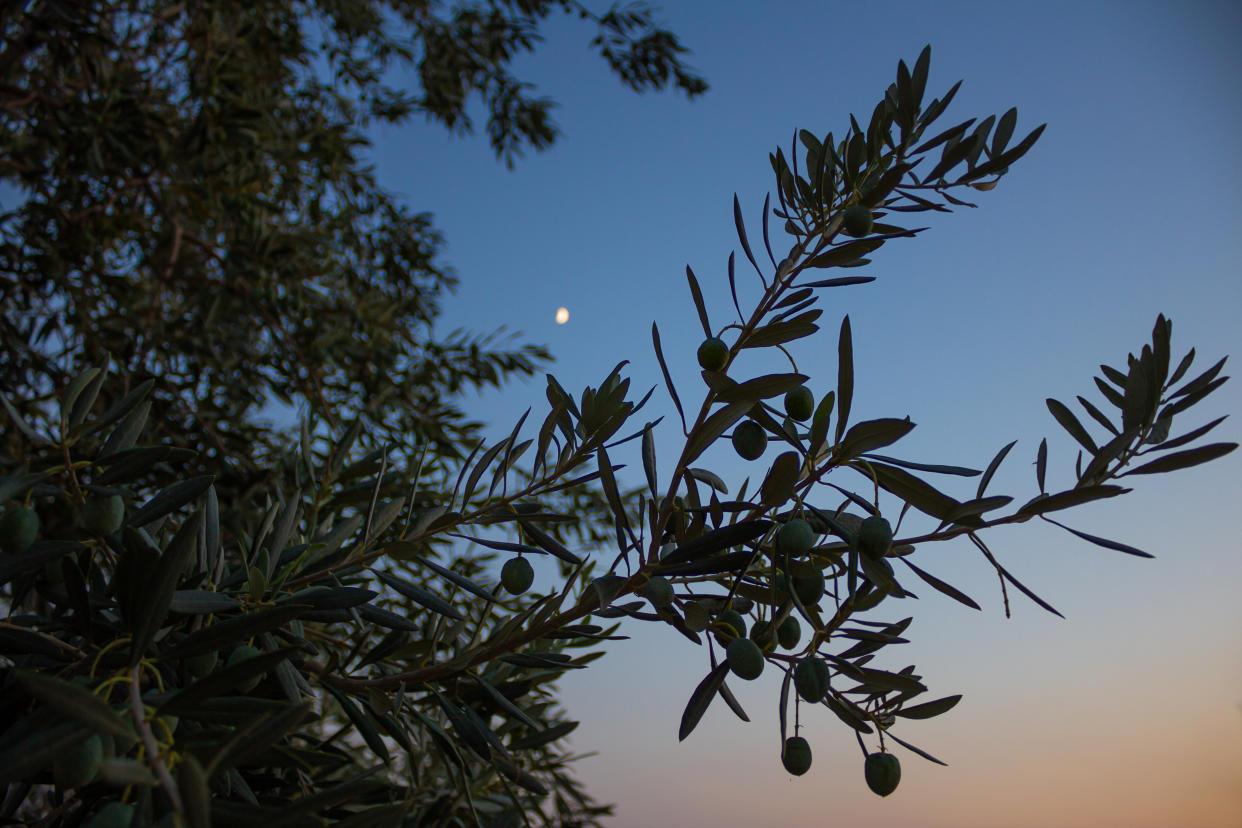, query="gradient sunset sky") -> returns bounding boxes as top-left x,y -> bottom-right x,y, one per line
368,2 -> 1241,825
